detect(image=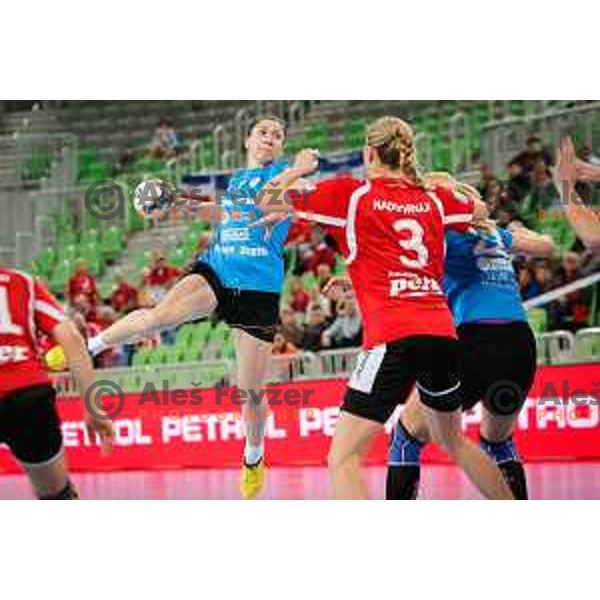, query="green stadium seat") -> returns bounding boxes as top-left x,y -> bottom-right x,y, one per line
170,247 -> 189,268
79,242 -> 103,276
528,308 -> 548,335
183,347 -> 204,363
50,259 -> 74,293
101,226 -> 124,261
286,136 -> 306,157
34,247 -> 57,280
132,348 -> 155,367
